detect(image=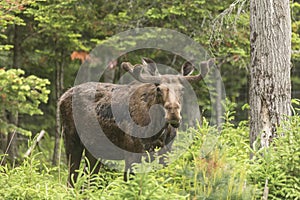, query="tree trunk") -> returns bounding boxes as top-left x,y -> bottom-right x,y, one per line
215,64 -> 222,131
249,0 -> 291,151
6,24 -> 22,163
52,52 -> 64,166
